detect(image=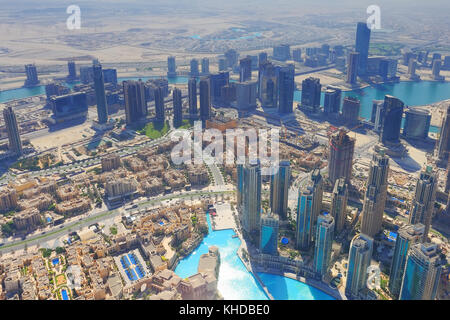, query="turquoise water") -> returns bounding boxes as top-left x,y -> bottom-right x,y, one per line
294,81 -> 450,123
257,273 -> 335,300
174,214 -> 269,300
174,214 -> 335,300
